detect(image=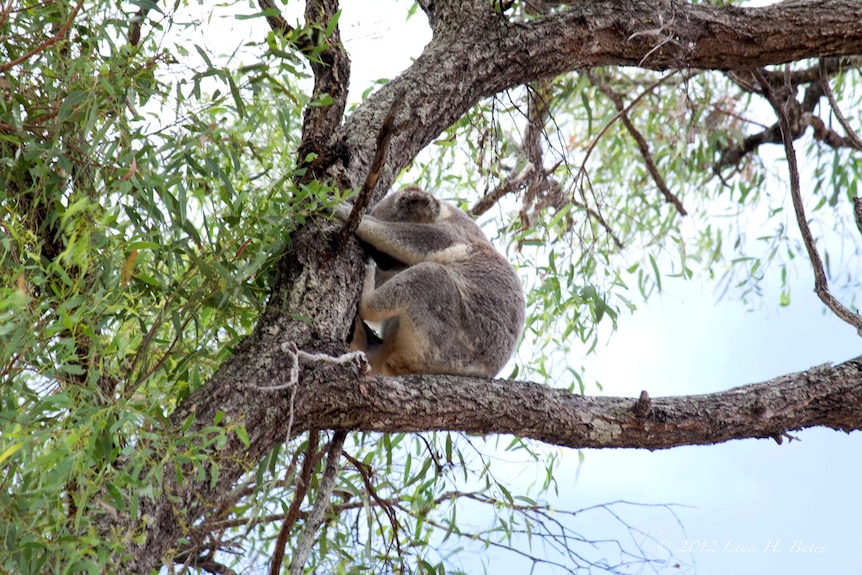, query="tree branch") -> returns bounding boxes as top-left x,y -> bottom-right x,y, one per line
716,61 -> 862,171
337,90 -> 404,247
288,430 -> 346,575
755,69 -> 862,335
269,431 -> 319,575
288,355 -> 862,450
819,60 -> 862,151
336,0 -> 862,194
294,0 -> 352,185
0,0 -> 84,73
588,71 -> 687,216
